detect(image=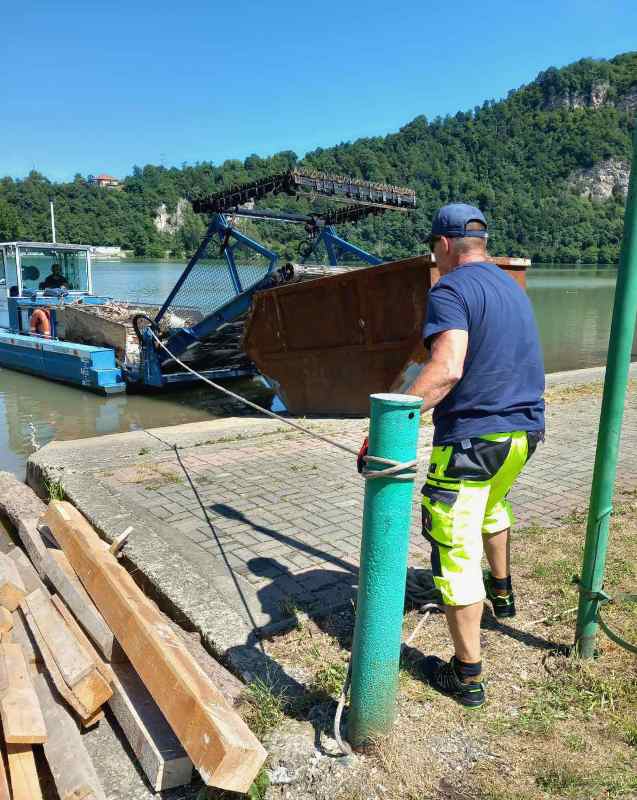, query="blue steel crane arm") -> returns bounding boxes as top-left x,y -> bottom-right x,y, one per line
155,214 -> 278,364
319,226 -> 383,266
